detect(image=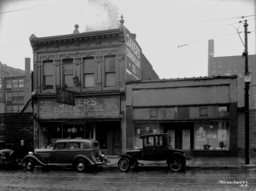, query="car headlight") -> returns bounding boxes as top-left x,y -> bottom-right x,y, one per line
1,156 -> 6,160
28,151 -> 33,155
